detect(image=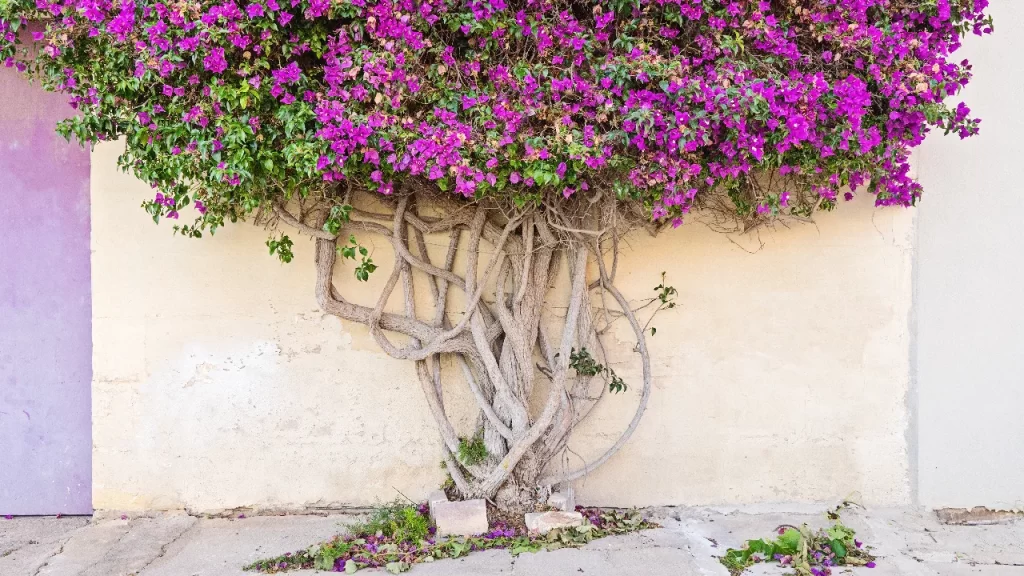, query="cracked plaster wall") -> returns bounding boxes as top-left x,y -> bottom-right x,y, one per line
91,140 -> 915,512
